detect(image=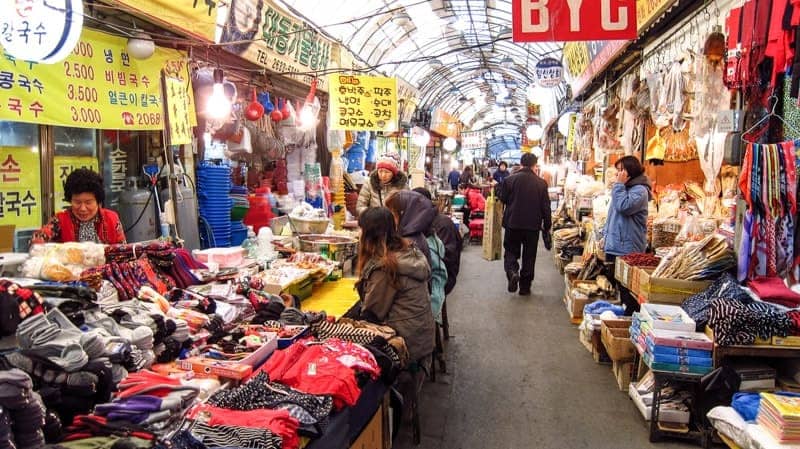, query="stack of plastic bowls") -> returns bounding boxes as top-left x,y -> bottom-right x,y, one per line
197,162 -> 232,247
